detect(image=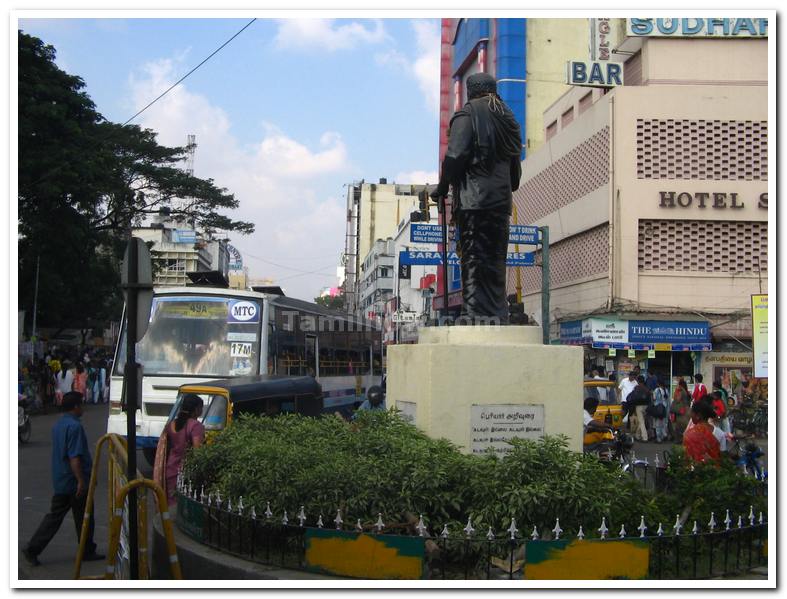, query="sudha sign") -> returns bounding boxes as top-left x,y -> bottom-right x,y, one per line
627,18 -> 768,38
